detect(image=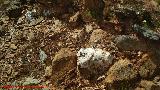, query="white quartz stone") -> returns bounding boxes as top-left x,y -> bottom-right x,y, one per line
77,48 -> 113,68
